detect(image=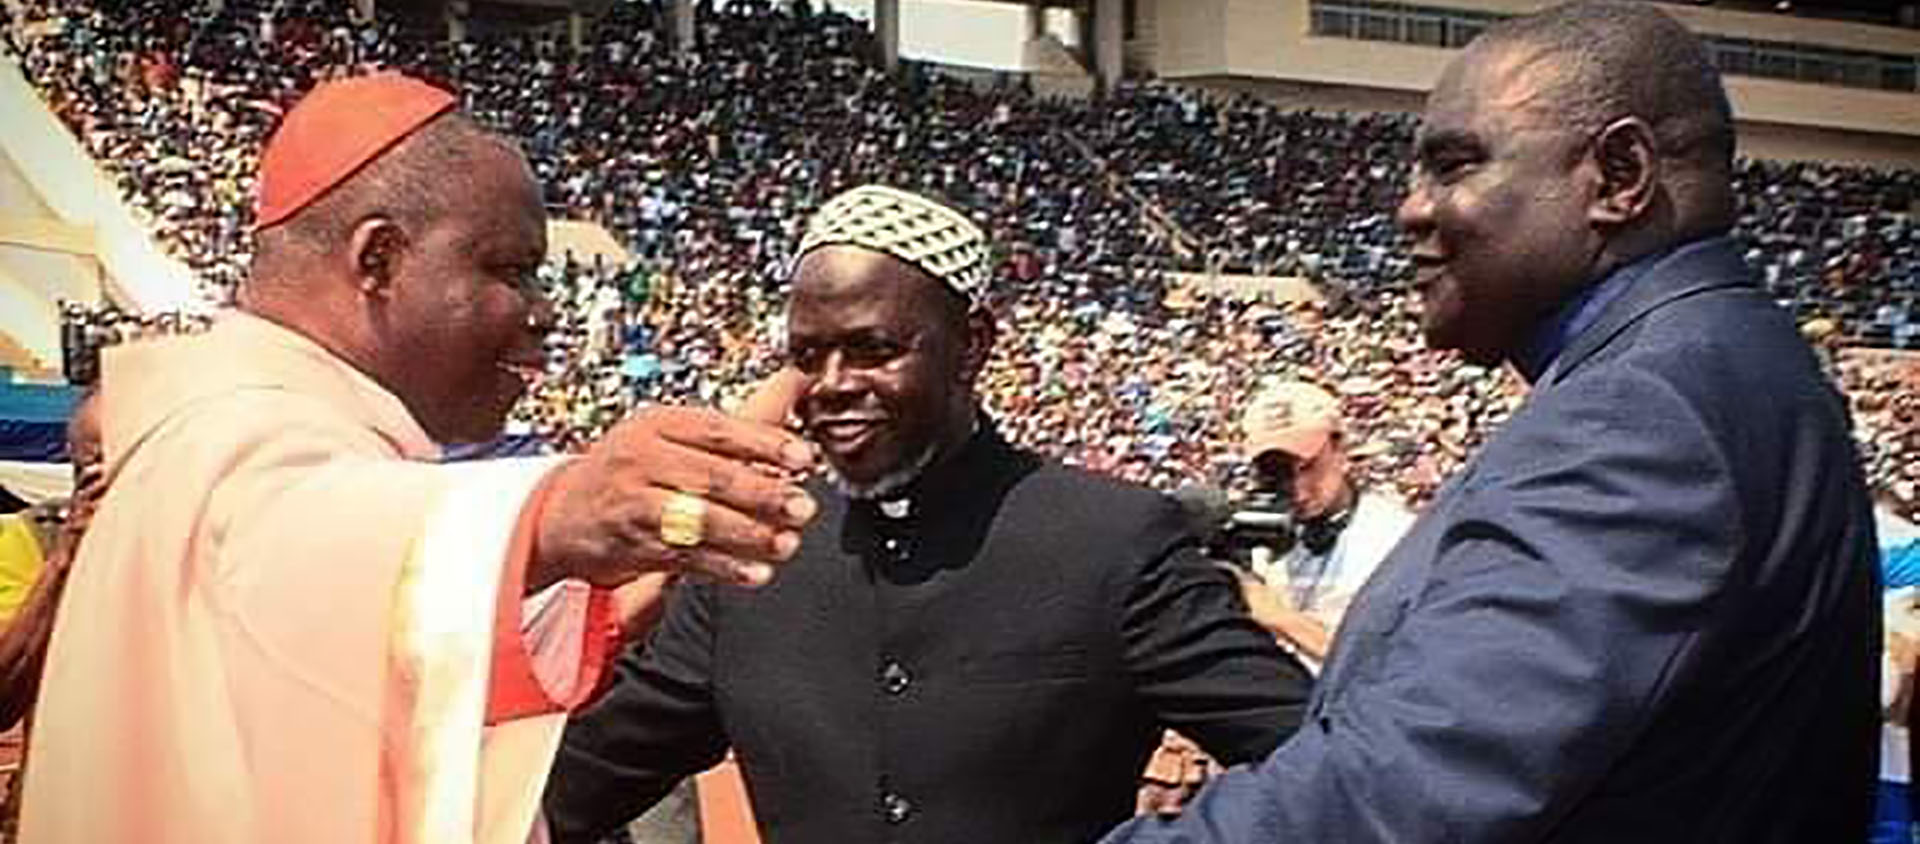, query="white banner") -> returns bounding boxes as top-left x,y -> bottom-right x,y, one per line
0,460 -> 71,504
